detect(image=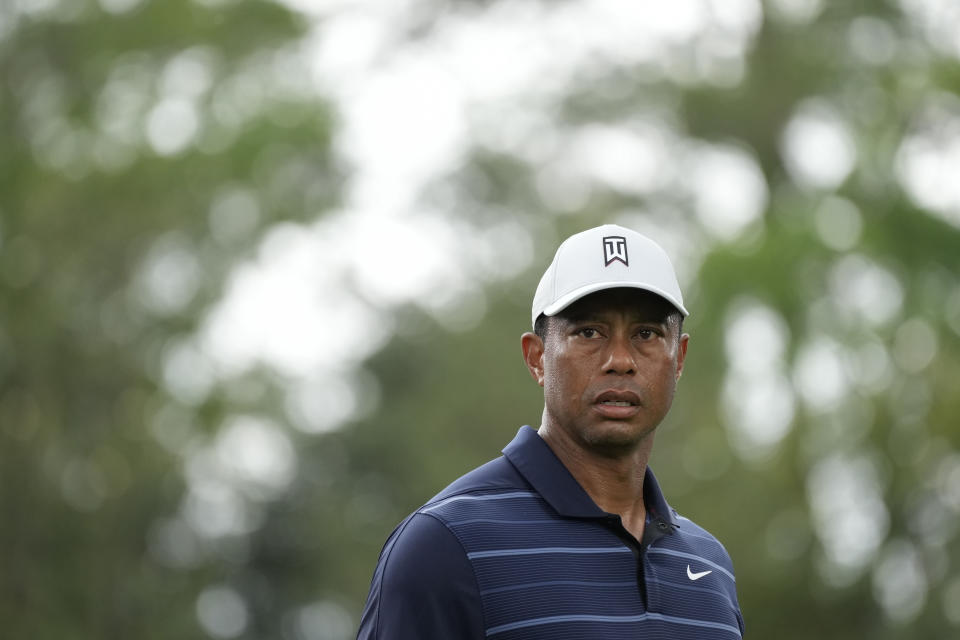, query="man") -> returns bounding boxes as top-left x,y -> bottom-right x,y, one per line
357,224 -> 744,639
